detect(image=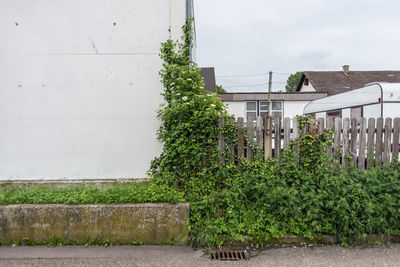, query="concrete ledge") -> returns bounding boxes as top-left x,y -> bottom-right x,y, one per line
0,203 -> 189,245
